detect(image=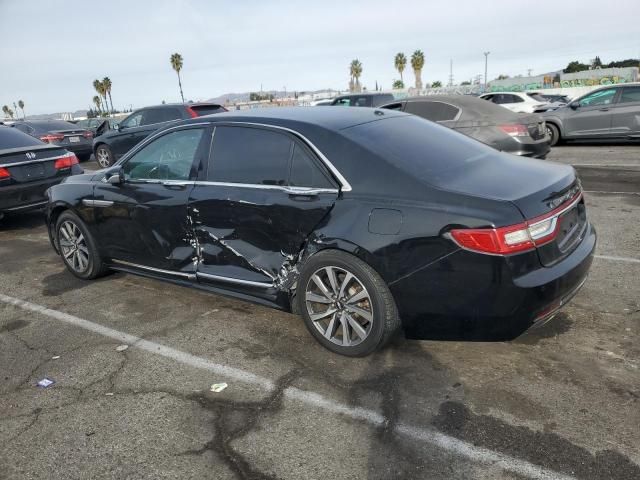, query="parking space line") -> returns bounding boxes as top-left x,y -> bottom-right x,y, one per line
584,190 -> 640,195
594,254 -> 640,264
0,293 -> 579,480
572,164 -> 640,168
